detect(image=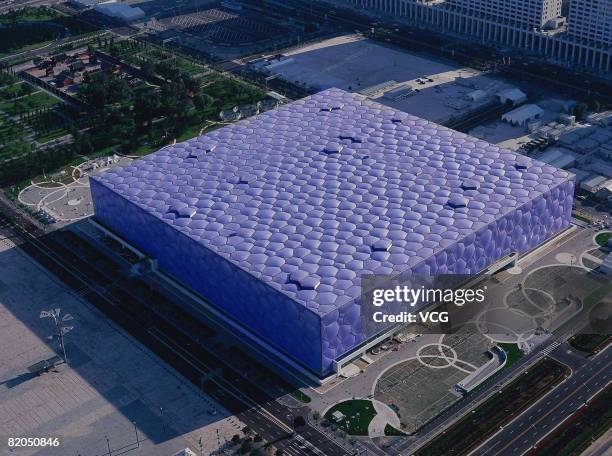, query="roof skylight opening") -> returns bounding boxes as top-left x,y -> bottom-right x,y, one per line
287,270 -> 321,290
371,238 -> 392,252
